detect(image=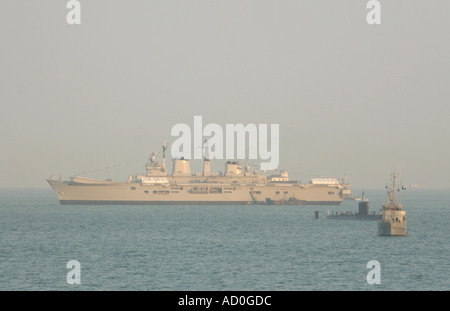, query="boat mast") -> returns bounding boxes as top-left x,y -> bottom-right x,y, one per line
392,172 -> 396,204
398,178 -> 404,205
